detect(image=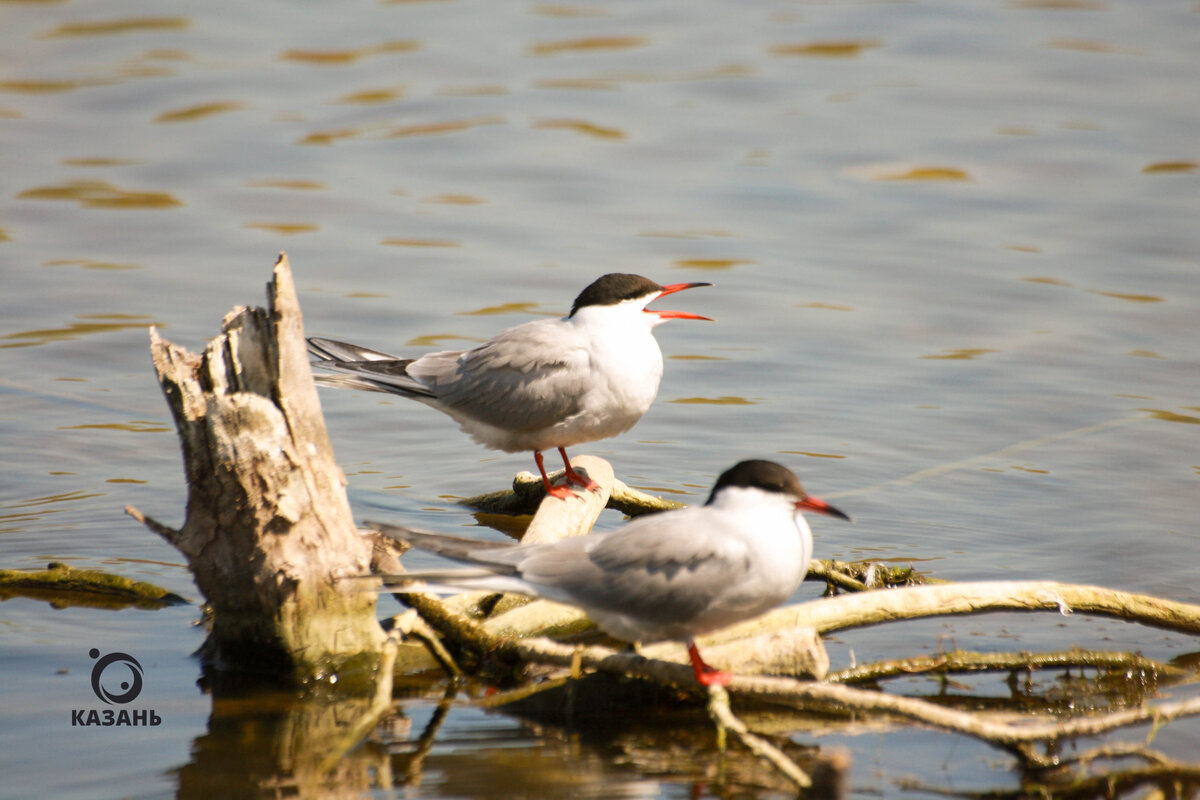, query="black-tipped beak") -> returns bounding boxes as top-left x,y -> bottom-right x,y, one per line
796,496 -> 851,522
